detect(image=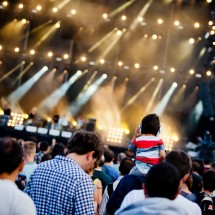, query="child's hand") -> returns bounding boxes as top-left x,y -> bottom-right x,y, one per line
134,127 -> 141,137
